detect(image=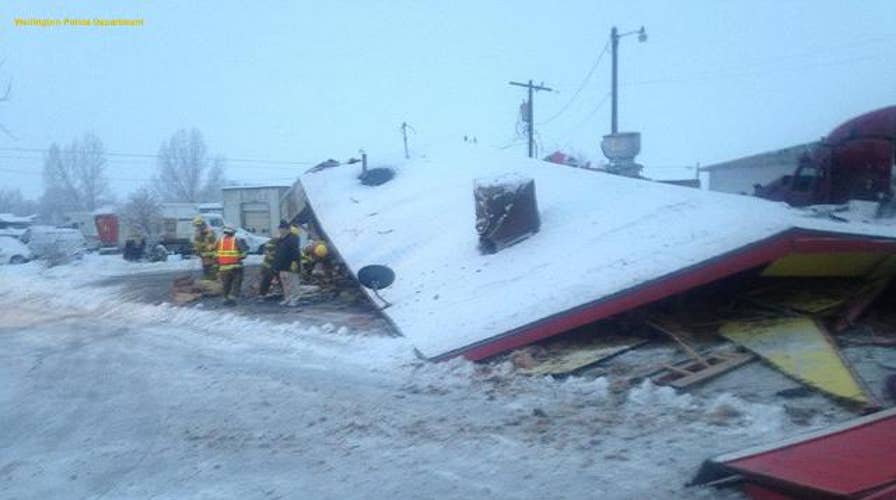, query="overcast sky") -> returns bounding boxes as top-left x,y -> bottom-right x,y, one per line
1,0 -> 894,199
